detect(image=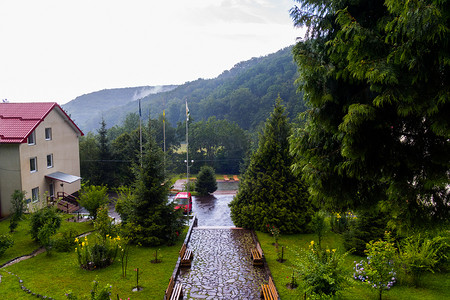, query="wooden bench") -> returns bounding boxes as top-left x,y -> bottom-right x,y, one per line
165,276 -> 183,300
179,243 -> 193,267
260,277 -> 278,300
251,242 -> 264,266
